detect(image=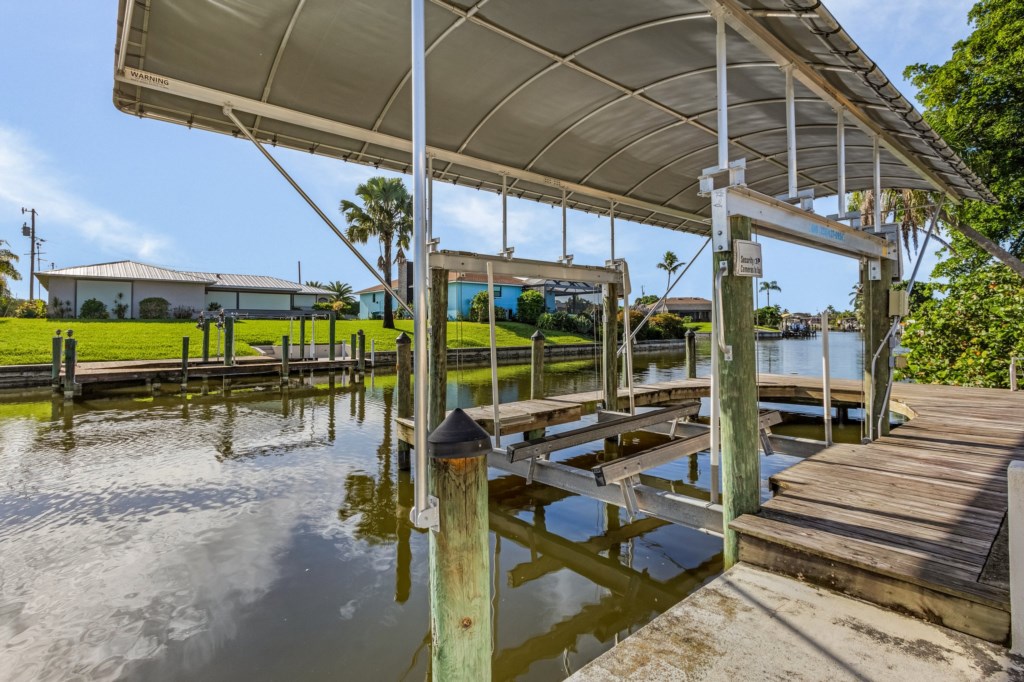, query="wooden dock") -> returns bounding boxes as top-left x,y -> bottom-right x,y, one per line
397,373 -> 1024,642
732,379 -> 1024,642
